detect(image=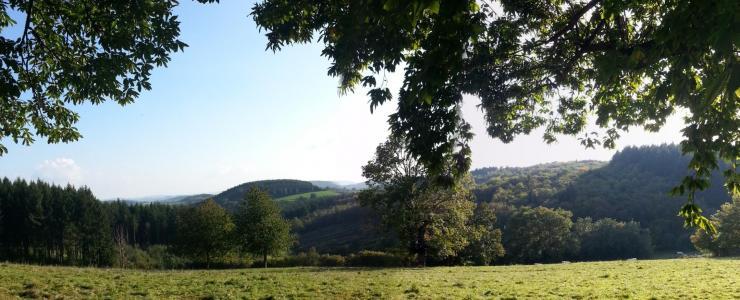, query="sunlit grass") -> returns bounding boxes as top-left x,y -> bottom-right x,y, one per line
275,190 -> 341,202
0,258 -> 738,299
